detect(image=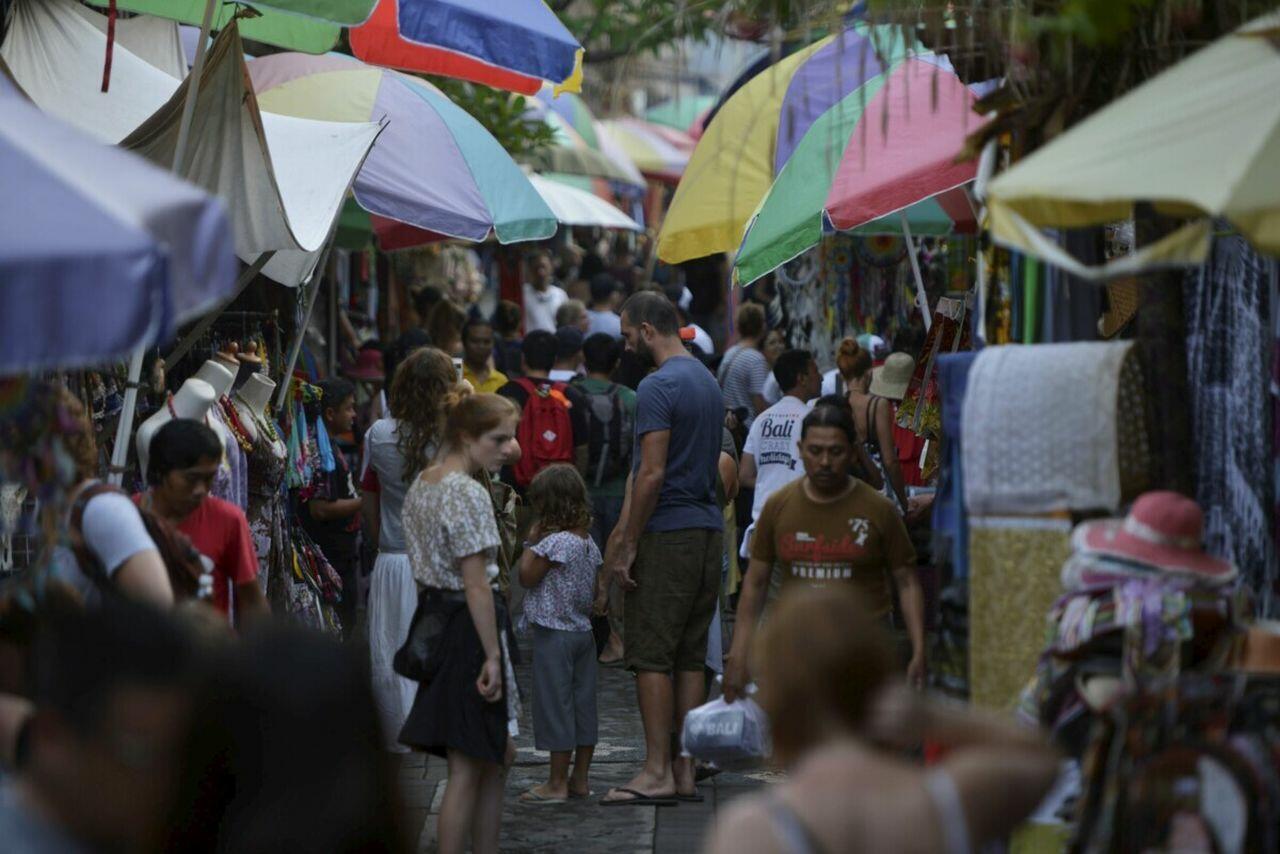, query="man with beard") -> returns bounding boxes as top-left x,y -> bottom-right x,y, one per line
597,292 -> 724,806
723,404 -> 925,702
